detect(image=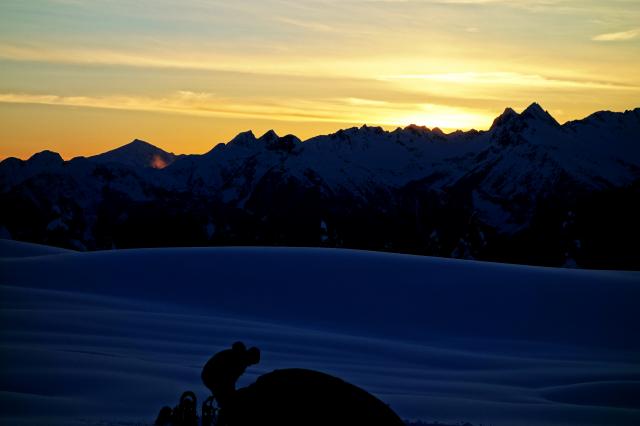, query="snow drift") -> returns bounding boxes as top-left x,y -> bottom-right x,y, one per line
1,240 -> 639,425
